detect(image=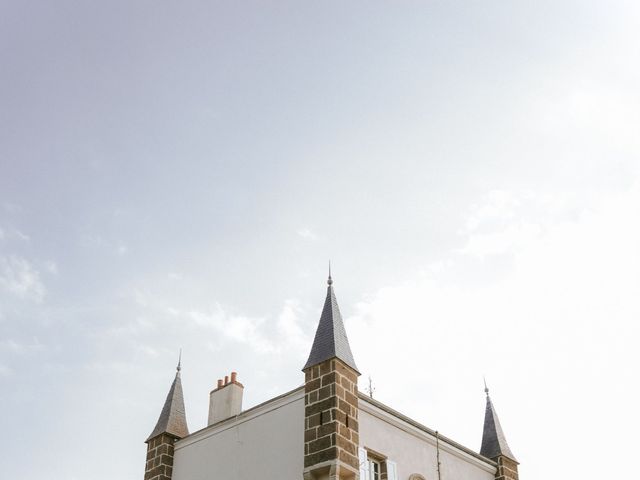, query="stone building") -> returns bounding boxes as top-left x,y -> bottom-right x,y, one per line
143,275 -> 519,480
